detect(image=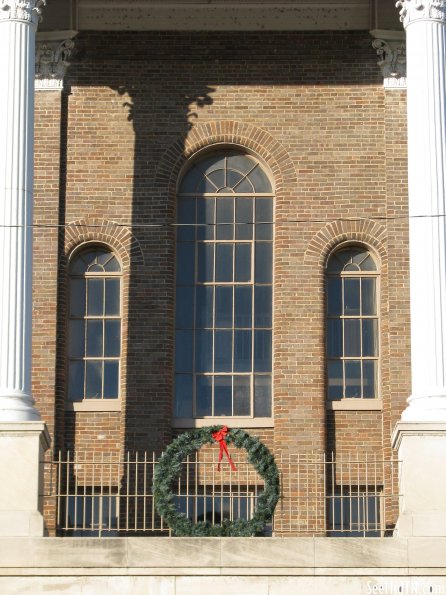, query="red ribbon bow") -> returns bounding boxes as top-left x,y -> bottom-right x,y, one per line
212,426 -> 237,472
